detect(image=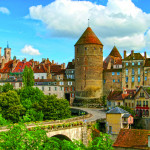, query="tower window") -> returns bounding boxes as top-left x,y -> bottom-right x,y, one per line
85,47 -> 87,50
100,48 -> 102,52
94,47 -> 96,50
